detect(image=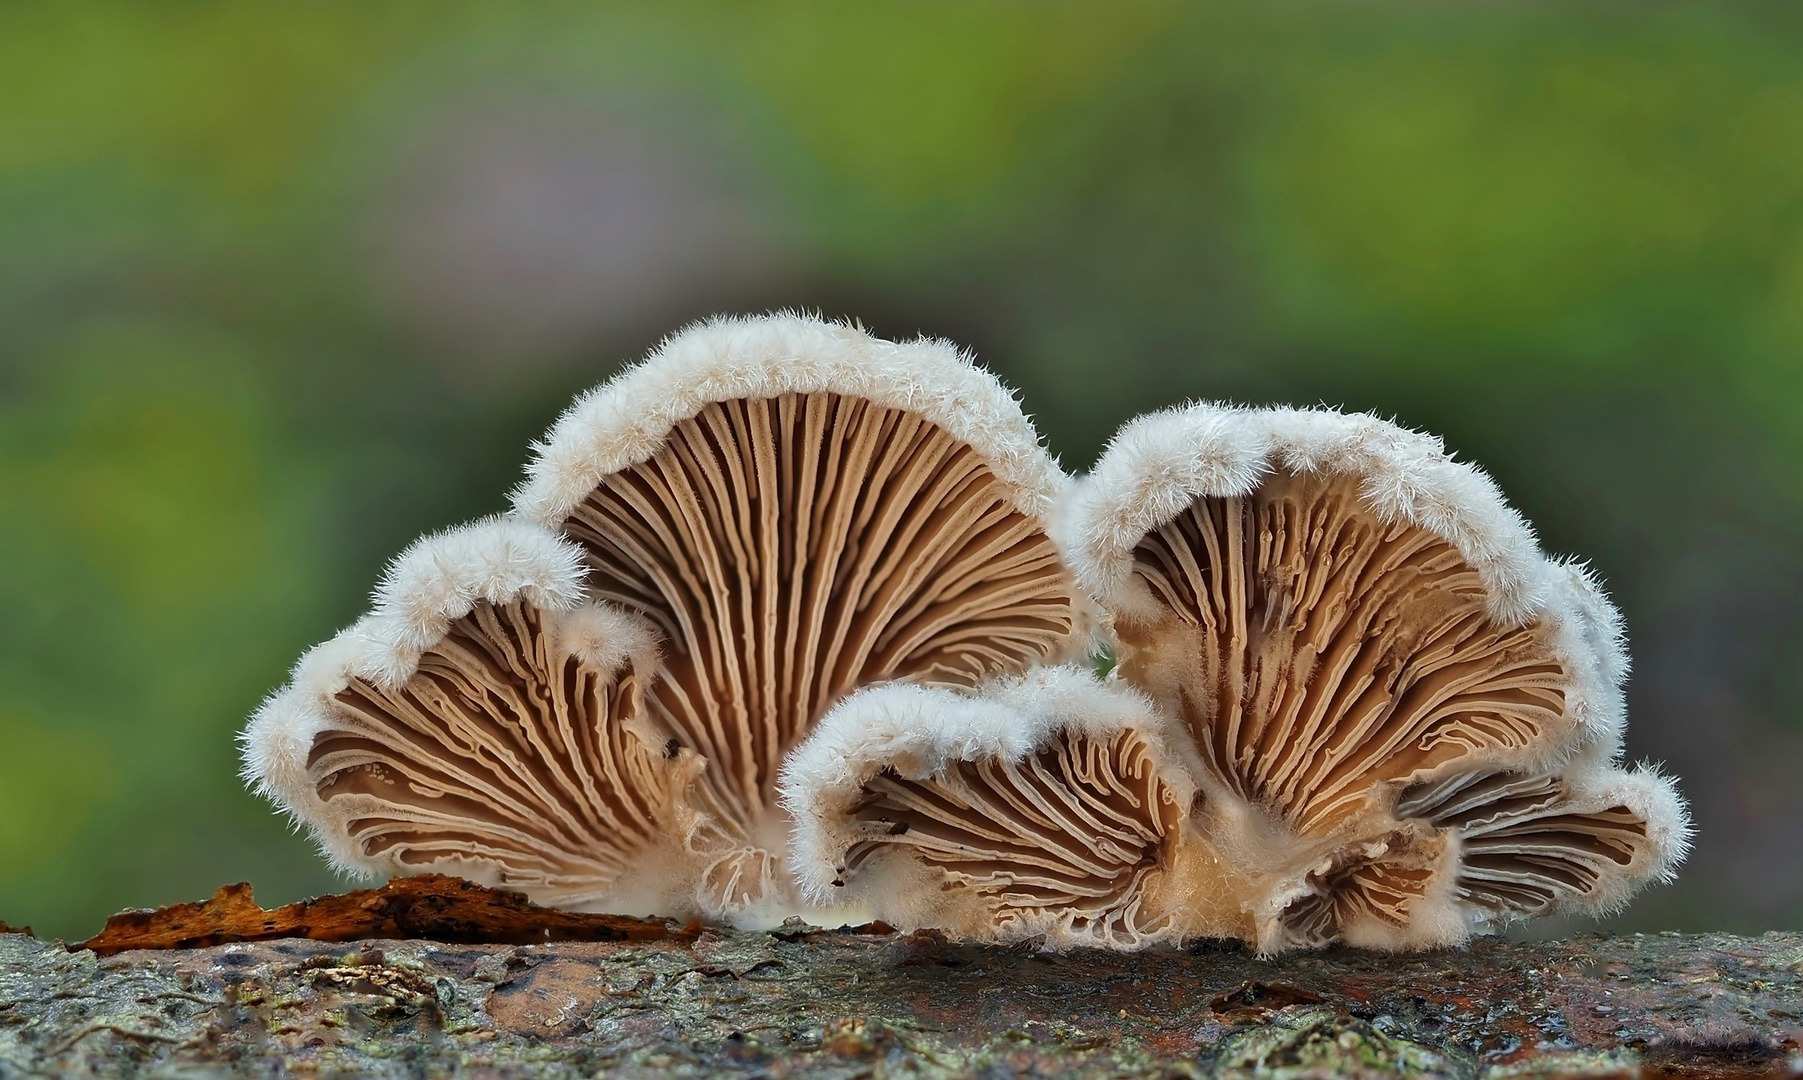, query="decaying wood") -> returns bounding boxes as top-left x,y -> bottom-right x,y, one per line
73,875 -> 694,957
4,908 -> 1800,1077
